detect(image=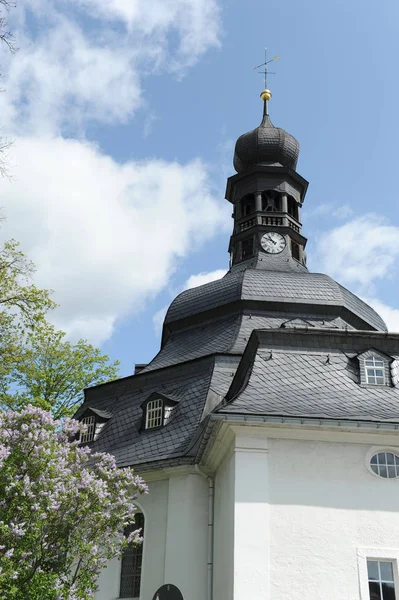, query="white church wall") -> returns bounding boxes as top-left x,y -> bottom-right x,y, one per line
212,427 -> 399,600
268,437 -> 399,599
163,473 -> 209,599
213,451 -> 235,600
95,472 -> 209,600
95,478 -> 169,600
